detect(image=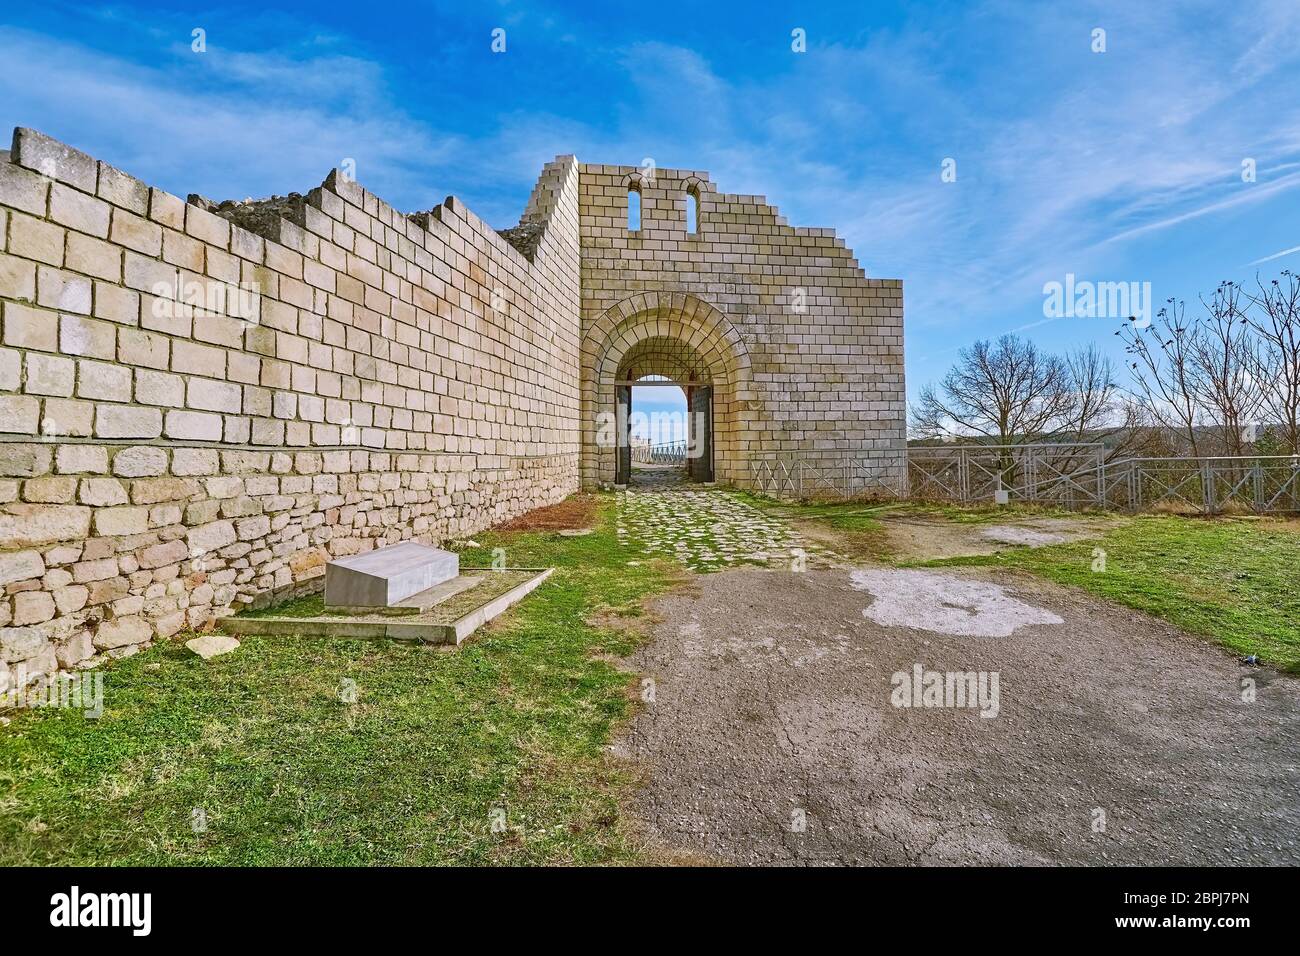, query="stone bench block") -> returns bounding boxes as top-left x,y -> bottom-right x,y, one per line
324,542 -> 459,608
